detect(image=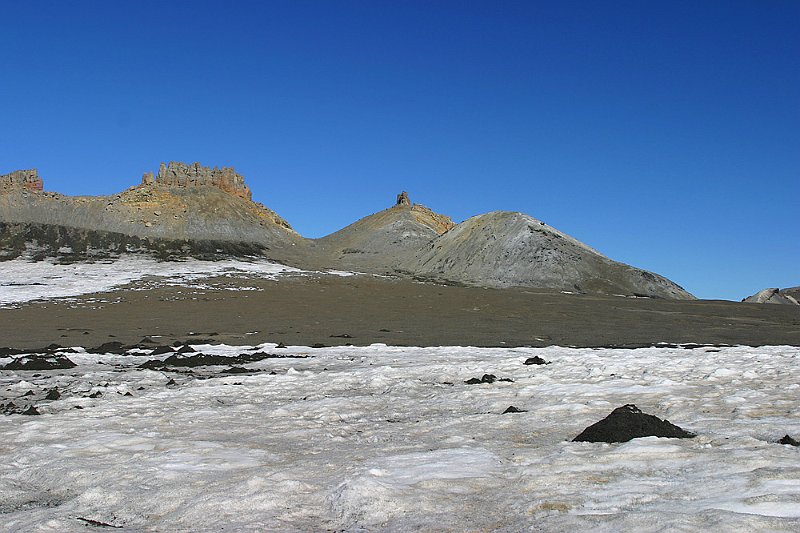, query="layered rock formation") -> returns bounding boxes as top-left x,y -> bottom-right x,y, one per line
0,169 -> 44,192
142,162 -> 252,201
743,287 -> 800,305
